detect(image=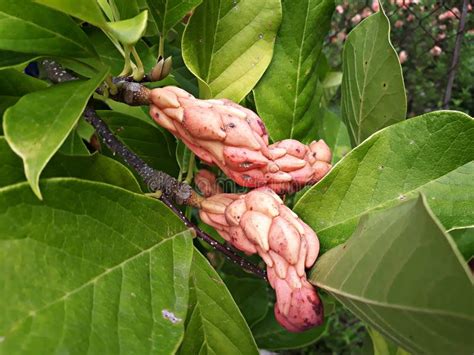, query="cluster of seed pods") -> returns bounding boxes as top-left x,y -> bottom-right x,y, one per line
148,86 -> 331,332
149,86 -> 332,194
199,186 -> 323,332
